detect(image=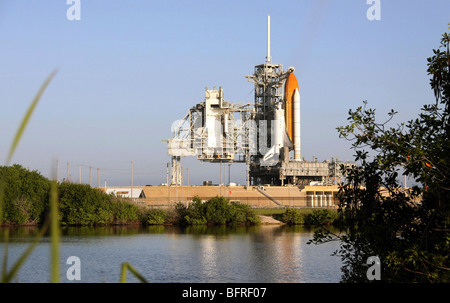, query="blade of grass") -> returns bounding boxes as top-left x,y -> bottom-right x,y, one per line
1,70 -> 57,283
0,182 -> 4,225
1,221 -> 49,283
120,262 -> 148,283
50,180 -> 60,283
1,229 -> 9,281
1,179 -> 60,283
5,69 -> 57,166
1,69 -> 57,223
